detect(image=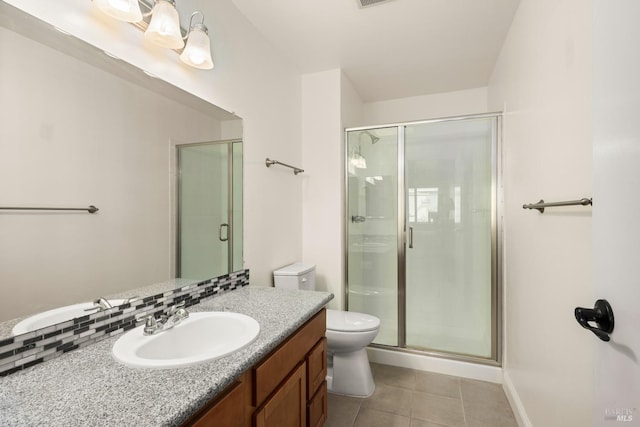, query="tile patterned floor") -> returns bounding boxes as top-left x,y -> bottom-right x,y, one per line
326,363 -> 518,427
